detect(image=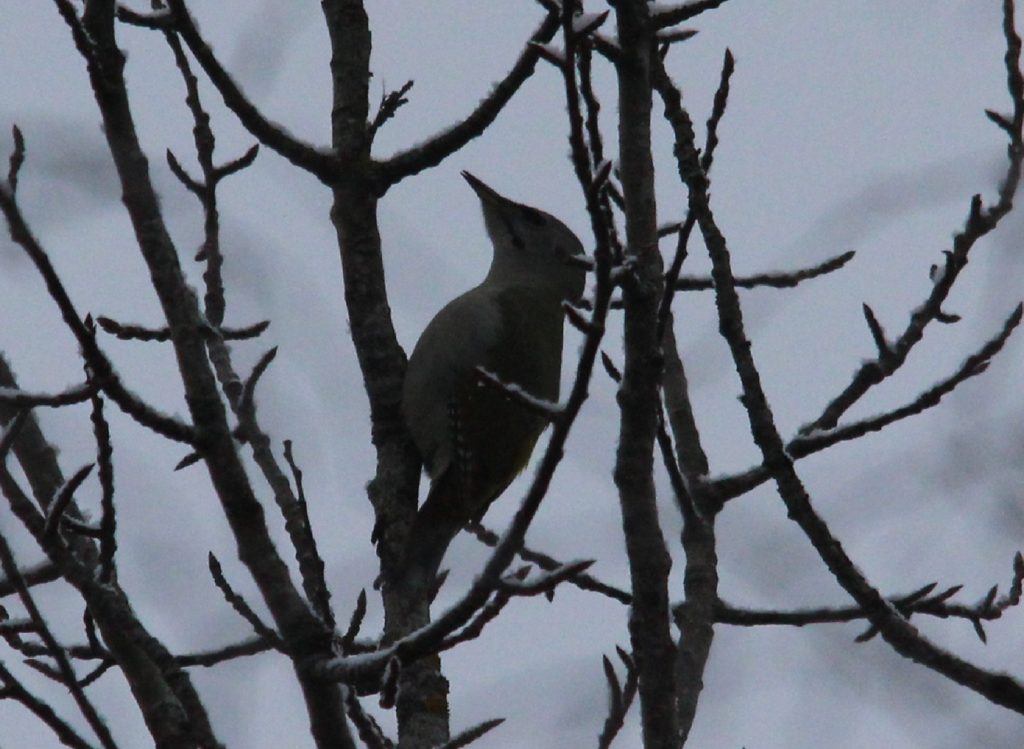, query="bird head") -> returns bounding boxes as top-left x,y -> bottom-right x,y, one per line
463,171 -> 586,303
